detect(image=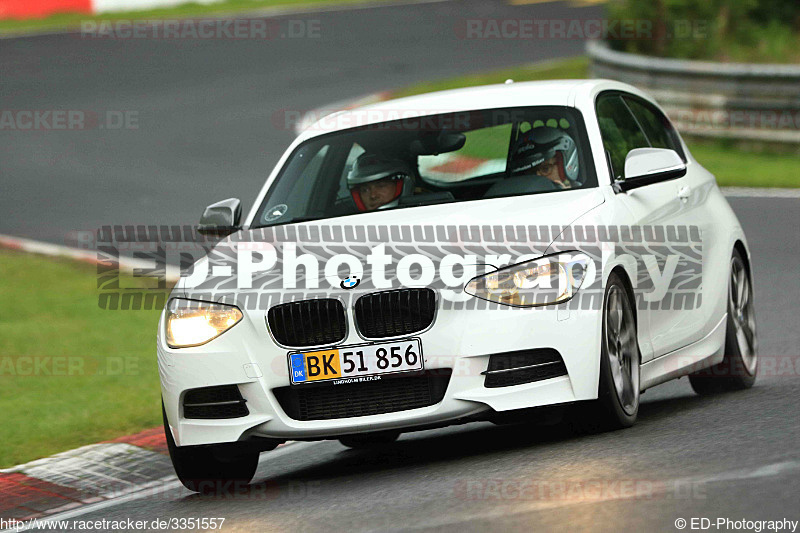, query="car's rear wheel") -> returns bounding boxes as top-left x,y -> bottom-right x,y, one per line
163,404 -> 259,493
572,272 -> 640,431
339,431 -> 400,449
689,249 -> 757,394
